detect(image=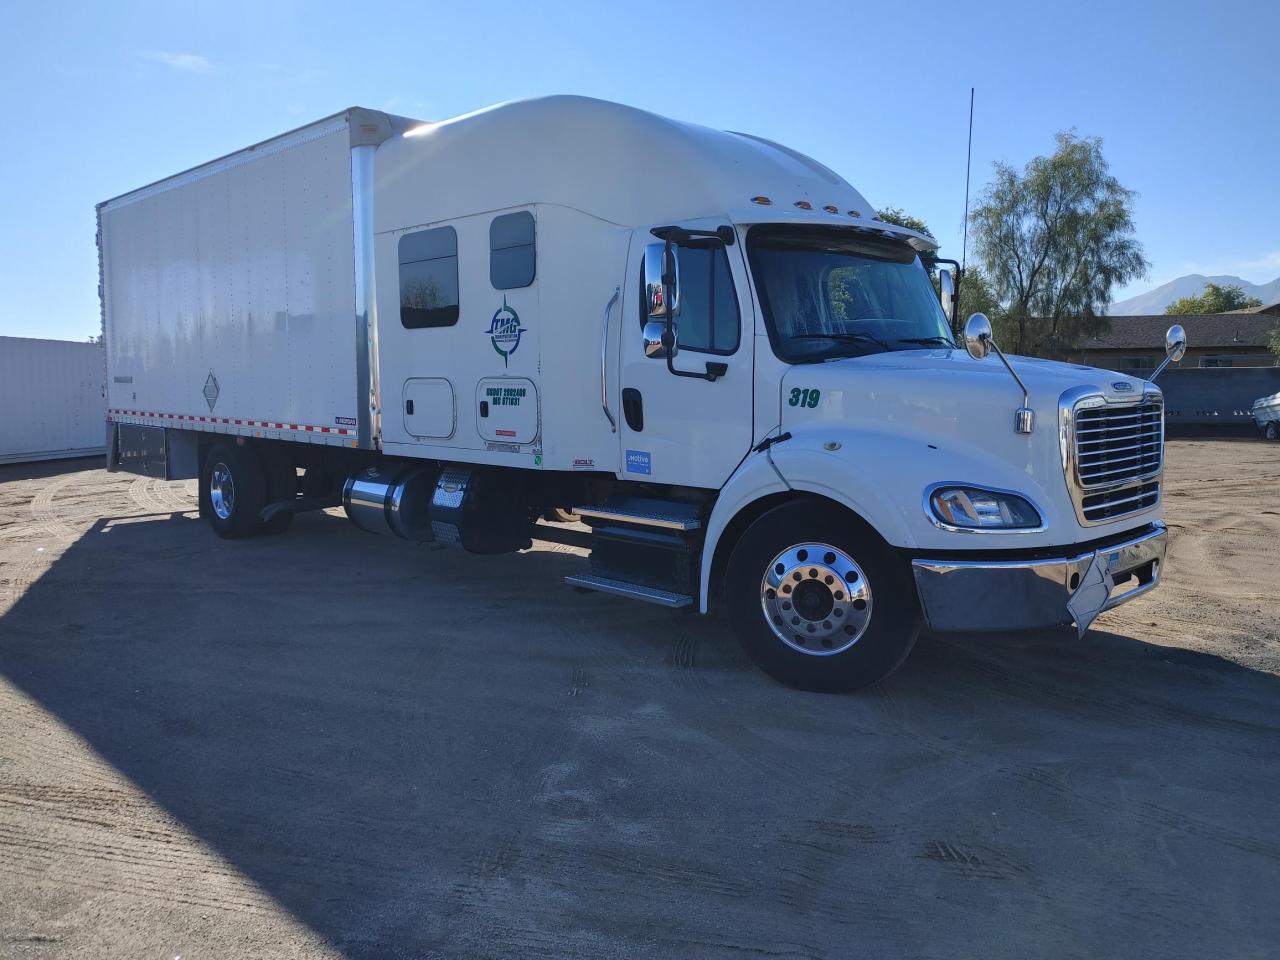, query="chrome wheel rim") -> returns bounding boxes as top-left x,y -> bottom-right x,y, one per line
760,542 -> 872,656
209,462 -> 235,520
